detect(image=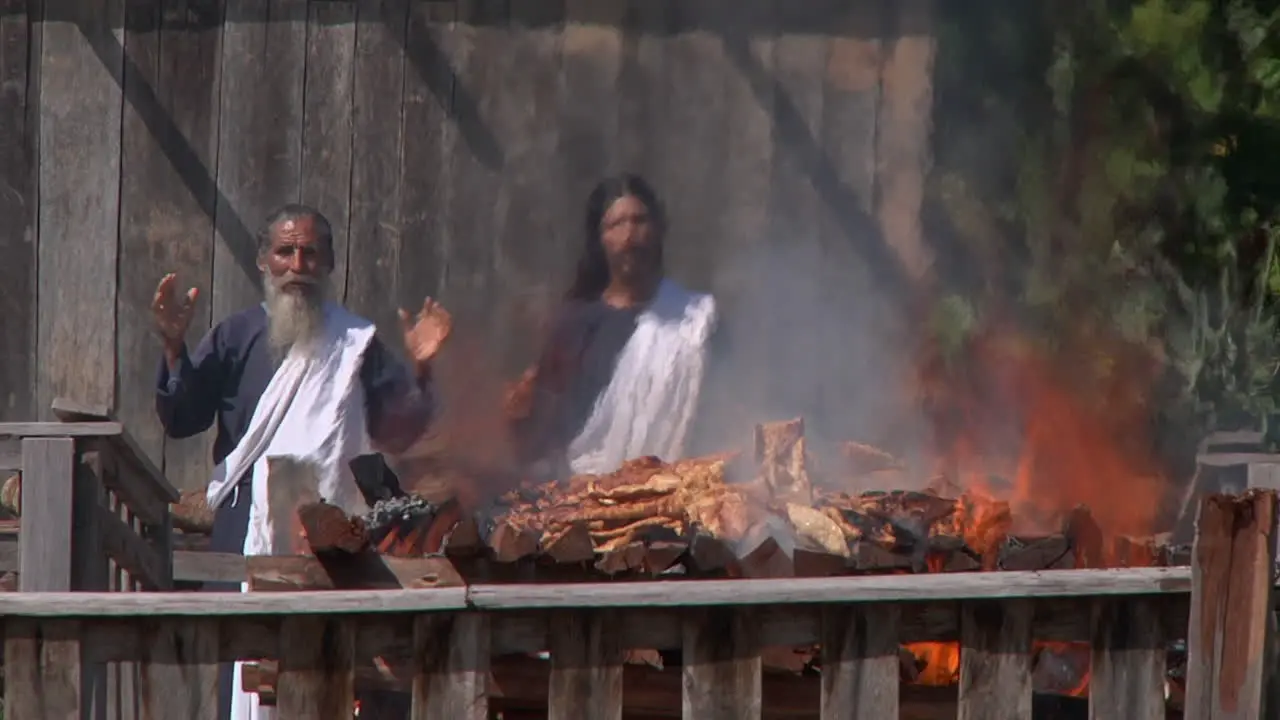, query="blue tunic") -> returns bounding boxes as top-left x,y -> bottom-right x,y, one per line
155,304 -> 434,557
158,304 -> 431,719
